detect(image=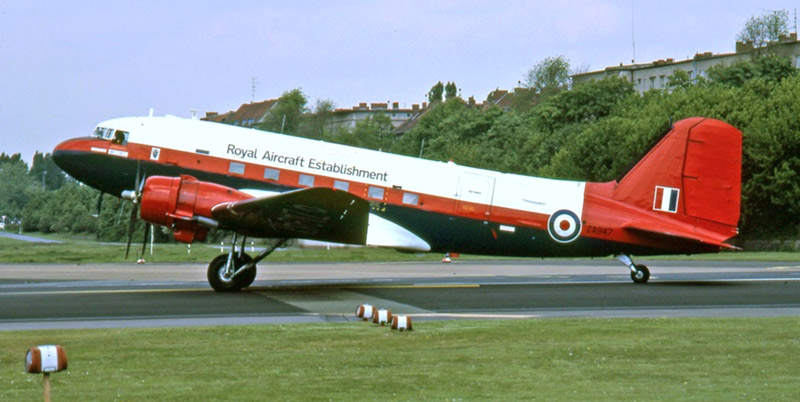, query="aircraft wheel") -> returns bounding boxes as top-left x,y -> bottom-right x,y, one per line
630,264 -> 650,284
207,253 -> 253,292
